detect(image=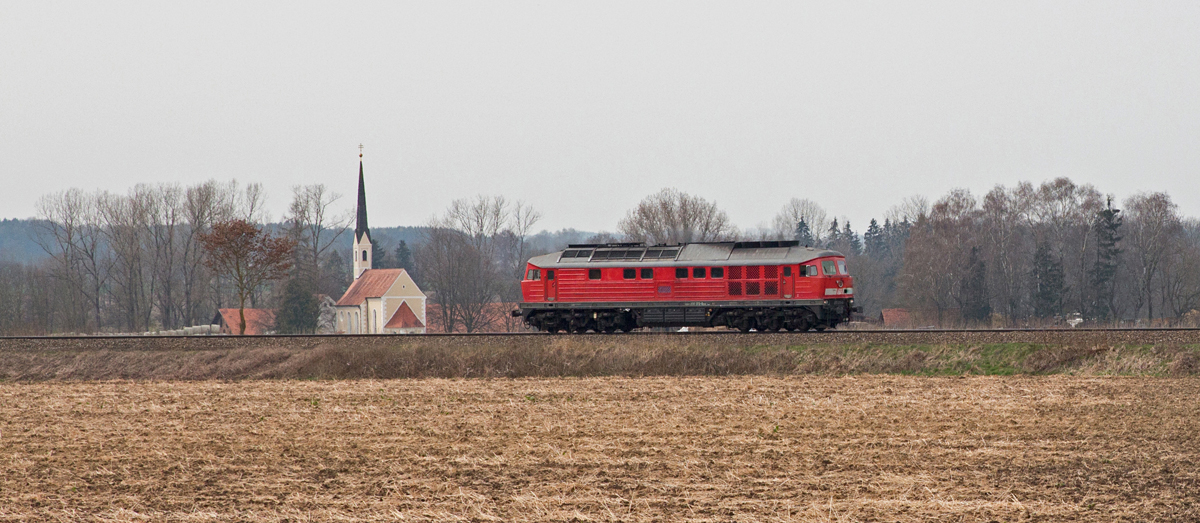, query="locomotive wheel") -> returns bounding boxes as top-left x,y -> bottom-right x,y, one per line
736,317 -> 755,333
762,314 -> 783,332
